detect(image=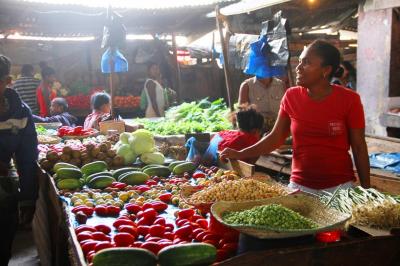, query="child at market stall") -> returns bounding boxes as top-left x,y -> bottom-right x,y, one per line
220,40 -> 370,194
32,97 -> 77,126
195,106 -> 264,165
84,92 -> 112,130
214,106 -> 264,164
0,55 -> 38,264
